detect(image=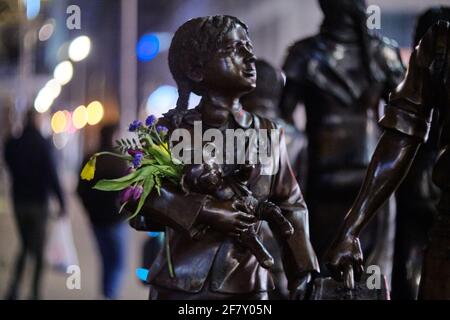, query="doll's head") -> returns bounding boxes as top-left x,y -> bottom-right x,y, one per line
181,162 -> 224,196
168,15 -> 257,110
